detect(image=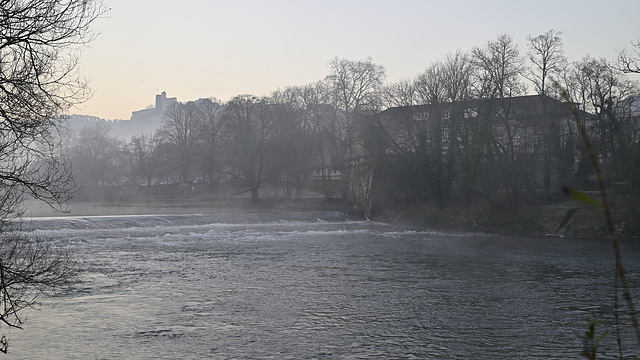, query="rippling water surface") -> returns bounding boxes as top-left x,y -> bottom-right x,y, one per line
6,212 -> 640,359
